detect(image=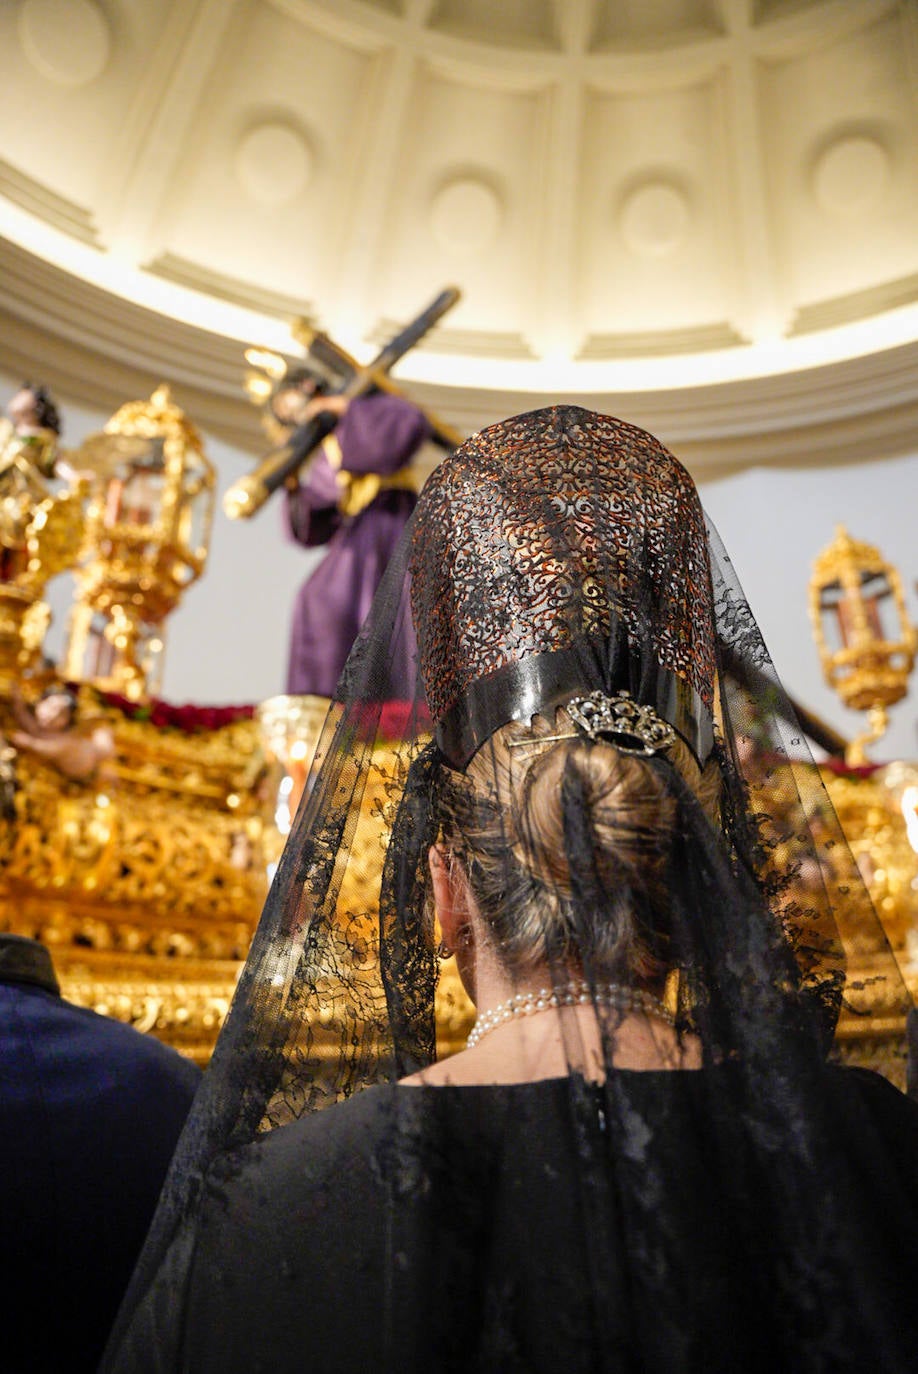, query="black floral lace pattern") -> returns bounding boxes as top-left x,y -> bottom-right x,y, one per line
411,407 -> 716,726
100,407 -> 916,1374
